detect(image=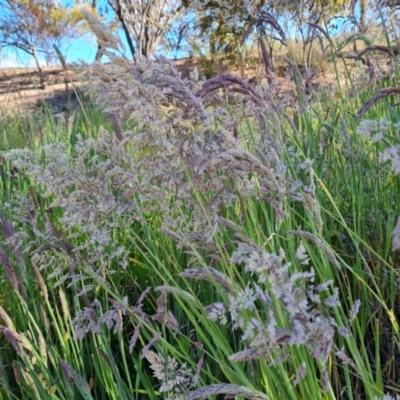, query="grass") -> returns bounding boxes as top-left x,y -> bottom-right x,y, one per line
1,13 -> 400,400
